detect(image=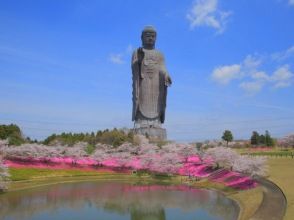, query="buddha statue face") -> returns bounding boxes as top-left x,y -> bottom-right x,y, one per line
141,27 -> 156,49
